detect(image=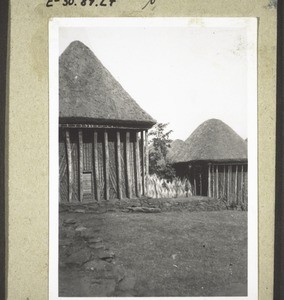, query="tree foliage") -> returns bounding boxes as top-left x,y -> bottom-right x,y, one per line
148,123 -> 176,180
